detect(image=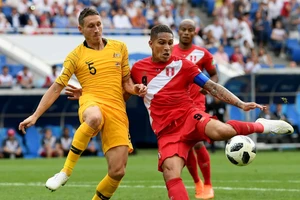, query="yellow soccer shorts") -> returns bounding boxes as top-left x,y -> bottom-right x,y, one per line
78,100 -> 133,154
